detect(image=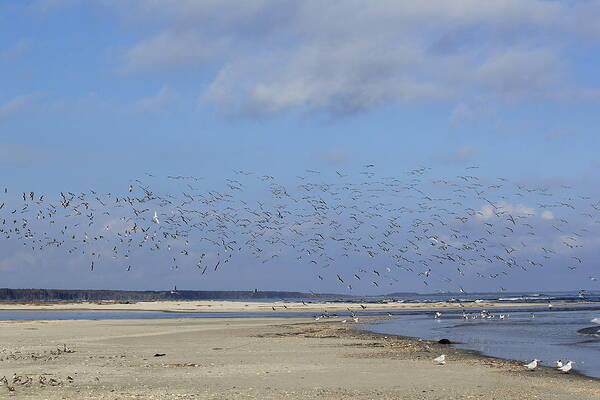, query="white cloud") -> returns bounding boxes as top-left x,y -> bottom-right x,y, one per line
541,210 -> 554,220
123,30 -> 228,73
202,41 -> 448,116
103,0 -> 600,116
477,201 -> 536,219
475,47 -> 563,98
477,204 -> 496,219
